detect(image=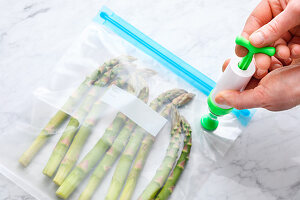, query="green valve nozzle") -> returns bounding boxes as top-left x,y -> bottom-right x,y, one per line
200,36 -> 276,131
201,112 -> 219,131
201,93 -> 232,131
